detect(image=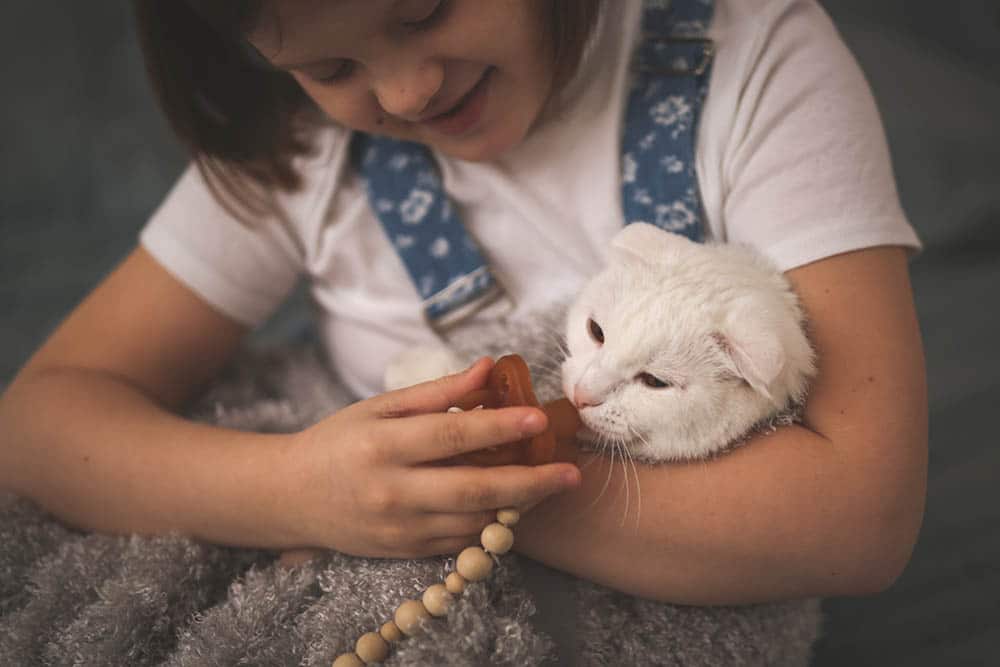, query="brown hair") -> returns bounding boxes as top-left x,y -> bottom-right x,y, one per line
132,0 -> 603,224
